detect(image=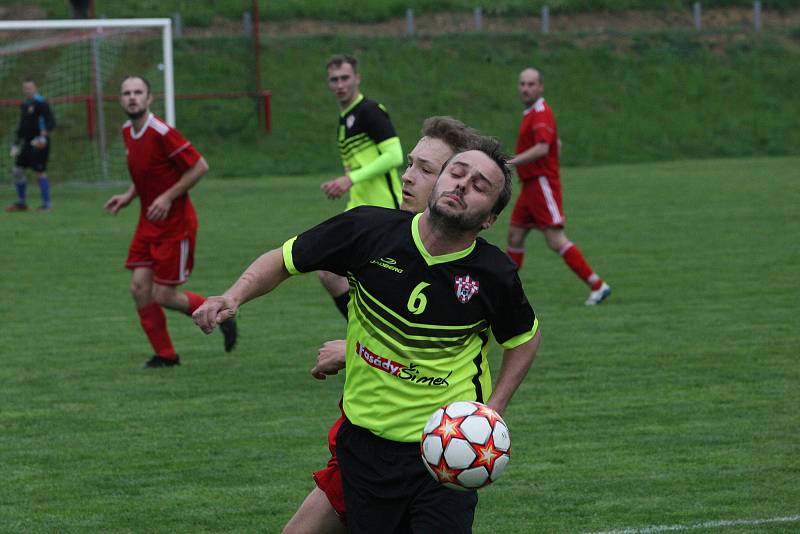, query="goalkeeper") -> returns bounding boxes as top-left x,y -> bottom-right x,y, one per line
6,78 -> 56,212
